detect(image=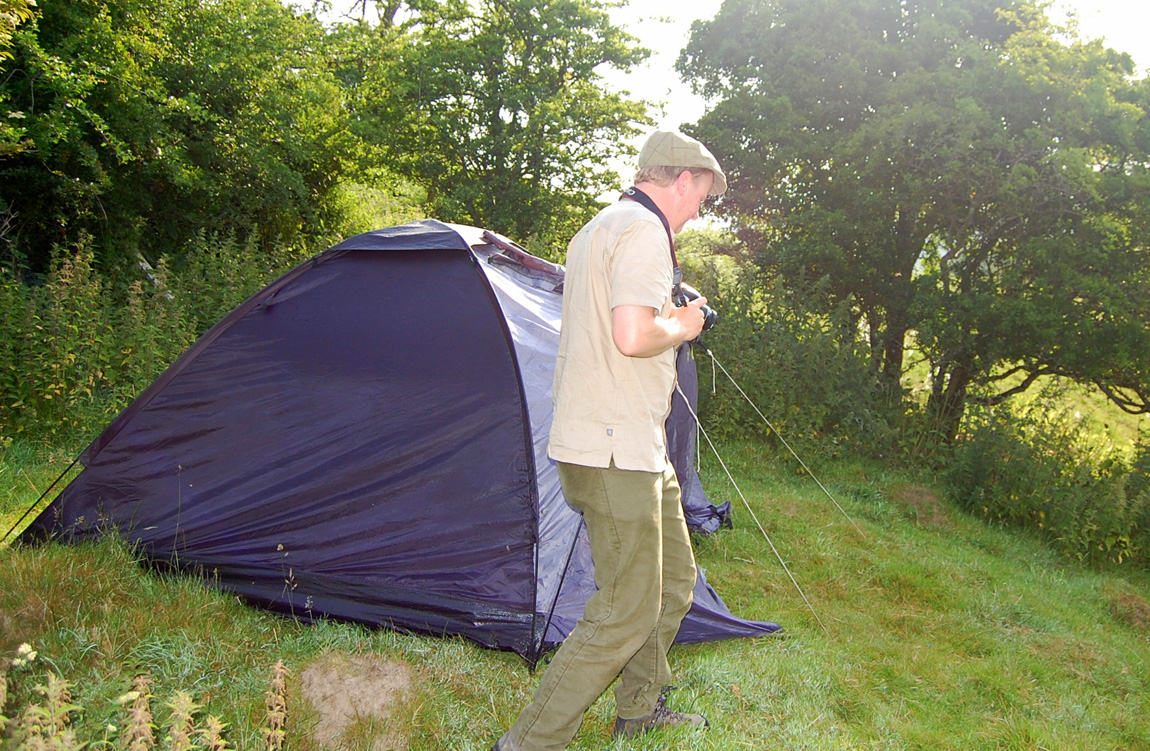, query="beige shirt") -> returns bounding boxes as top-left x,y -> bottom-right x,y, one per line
548,200 -> 677,472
